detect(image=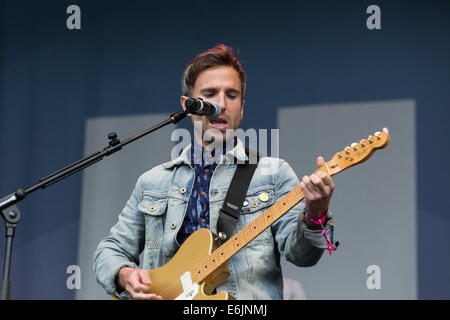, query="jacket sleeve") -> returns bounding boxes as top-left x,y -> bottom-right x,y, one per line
271,159 -> 335,267
92,175 -> 146,298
